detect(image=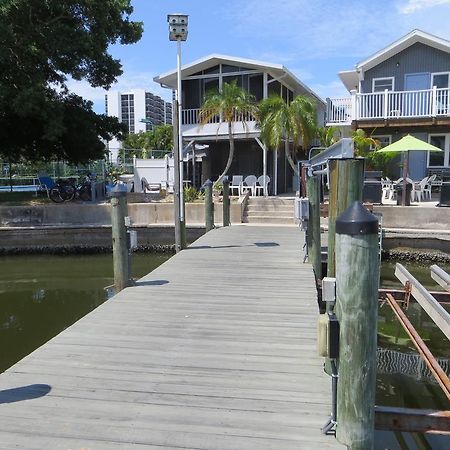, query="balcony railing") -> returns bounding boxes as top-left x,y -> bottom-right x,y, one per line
181,108 -> 256,125
327,87 -> 450,124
